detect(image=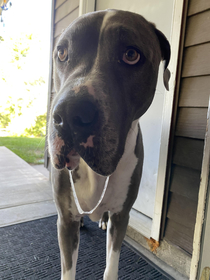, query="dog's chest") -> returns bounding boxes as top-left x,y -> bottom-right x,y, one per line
70,121 -> 139,221
98,157 -> 138,215
72,153 -> 138,221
